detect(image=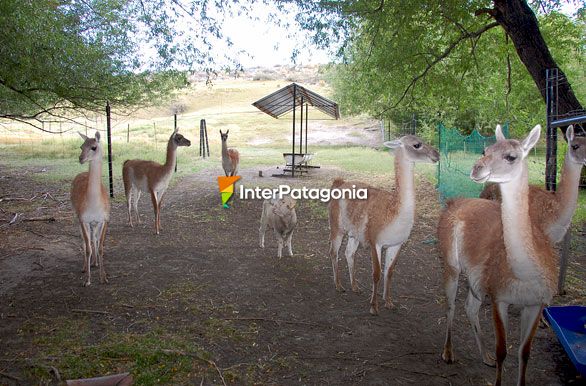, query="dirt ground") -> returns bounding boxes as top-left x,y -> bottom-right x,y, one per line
0,161 -> 584,385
